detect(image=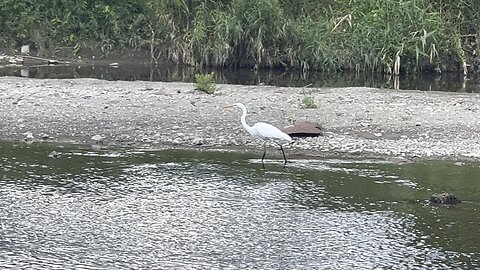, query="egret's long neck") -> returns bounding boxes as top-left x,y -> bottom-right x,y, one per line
239,105 -> 254,134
